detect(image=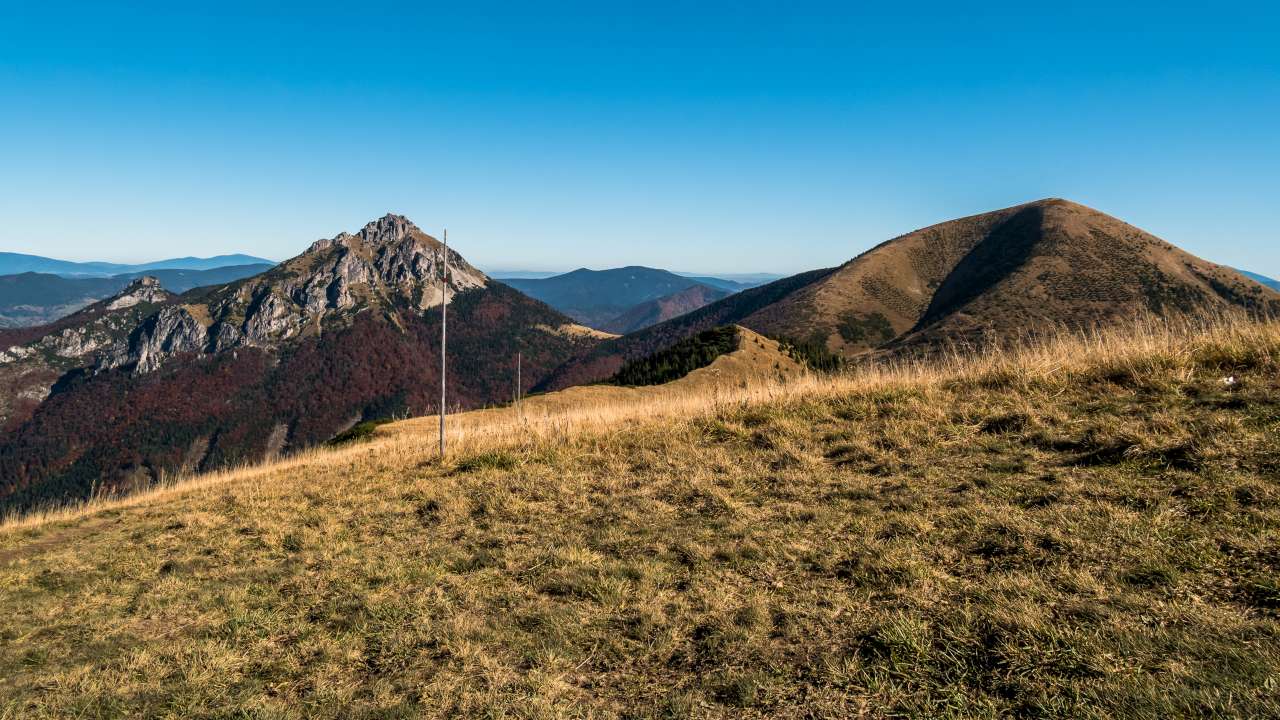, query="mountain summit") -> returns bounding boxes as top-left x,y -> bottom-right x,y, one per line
297,213 -> 486,306
84,215 -> 487,373
540,199 -> 1280,389
0,215 -> 603,511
